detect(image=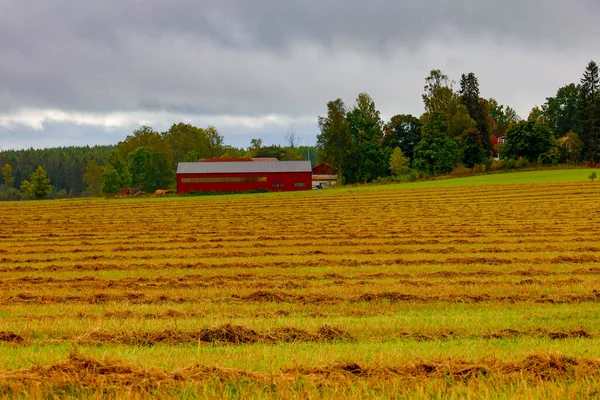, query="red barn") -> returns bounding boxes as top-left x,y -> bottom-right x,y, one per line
176,161 -> 312,194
